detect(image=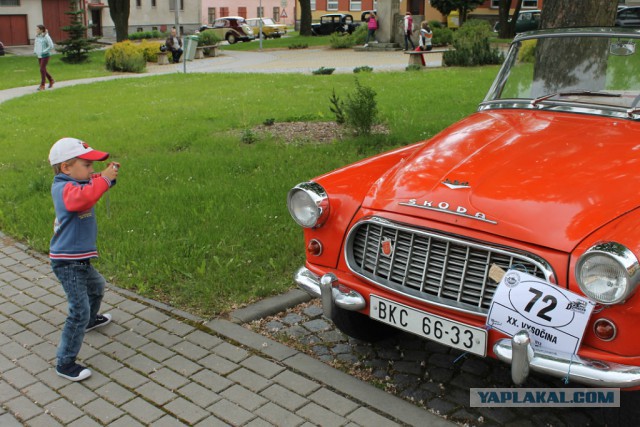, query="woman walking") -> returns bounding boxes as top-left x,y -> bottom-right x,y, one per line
34,24 -> 54,91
